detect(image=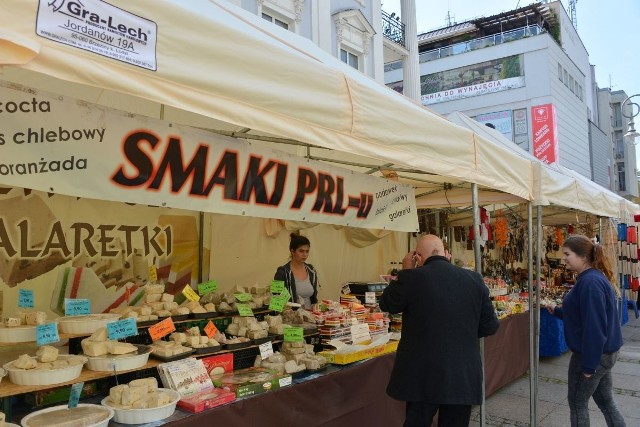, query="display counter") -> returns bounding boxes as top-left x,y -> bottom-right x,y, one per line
484,312 -> 530,396
164,353 -> 405,427
539,308 -> 568,357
